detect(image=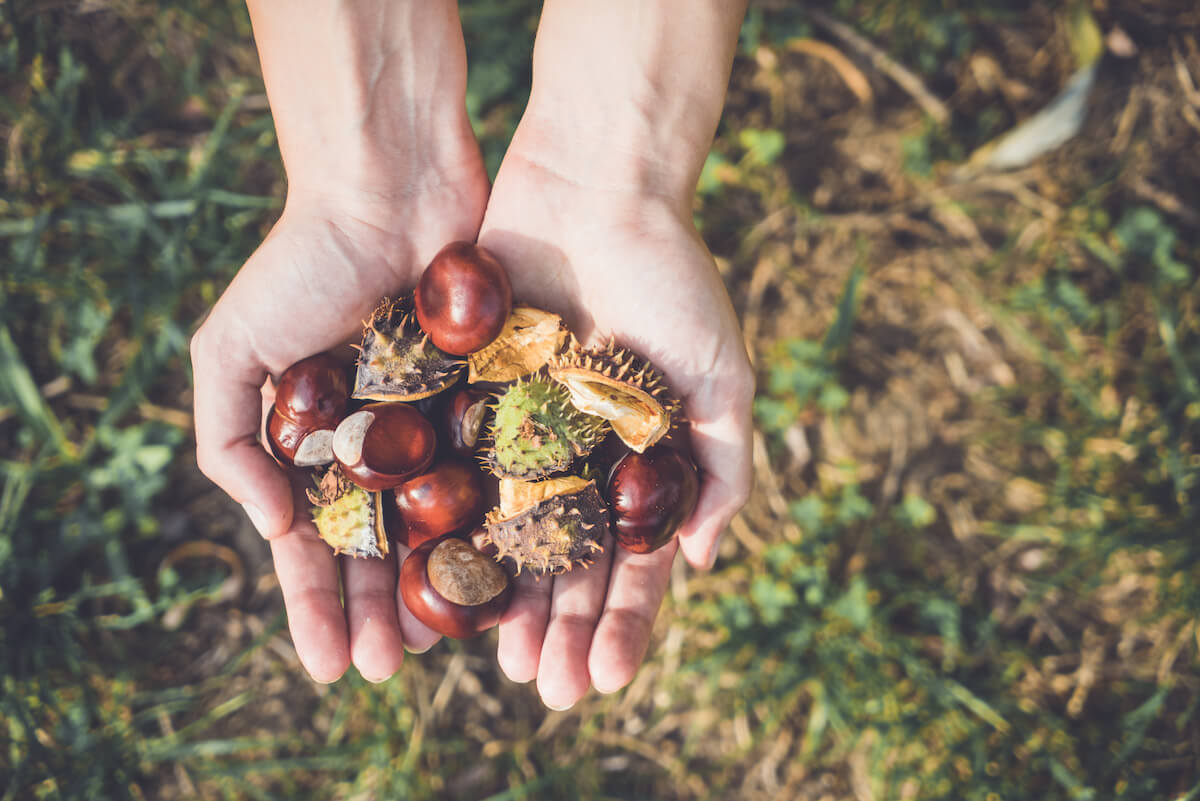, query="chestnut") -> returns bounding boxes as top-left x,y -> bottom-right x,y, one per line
436,386 -> 490,459
391,459 -> 485,548
400,535 -> 512,638
266,352 -> 350,467
606,446 -> 699,554
332,402 -> 436,491
274,352 -> 350,429
266,406 -> 336,467
414,241 -> 512,355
